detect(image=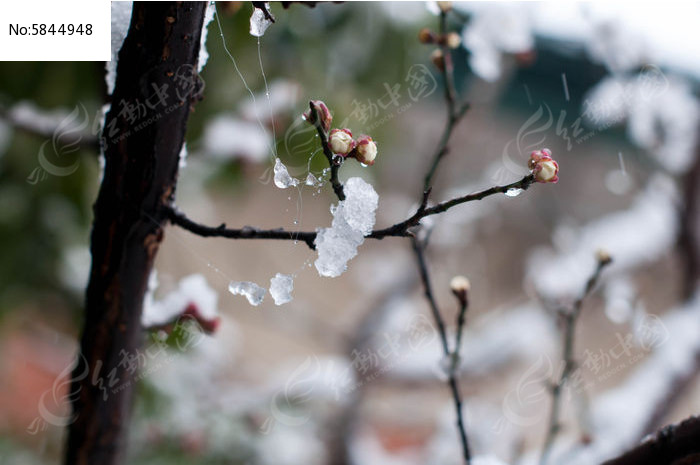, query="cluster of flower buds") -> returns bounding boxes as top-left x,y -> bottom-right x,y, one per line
419,28 -> 461,71
303,100 -> 378,166
528,148 -> 559,183
329,129 -> 378,166
419,29 -> 461,49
